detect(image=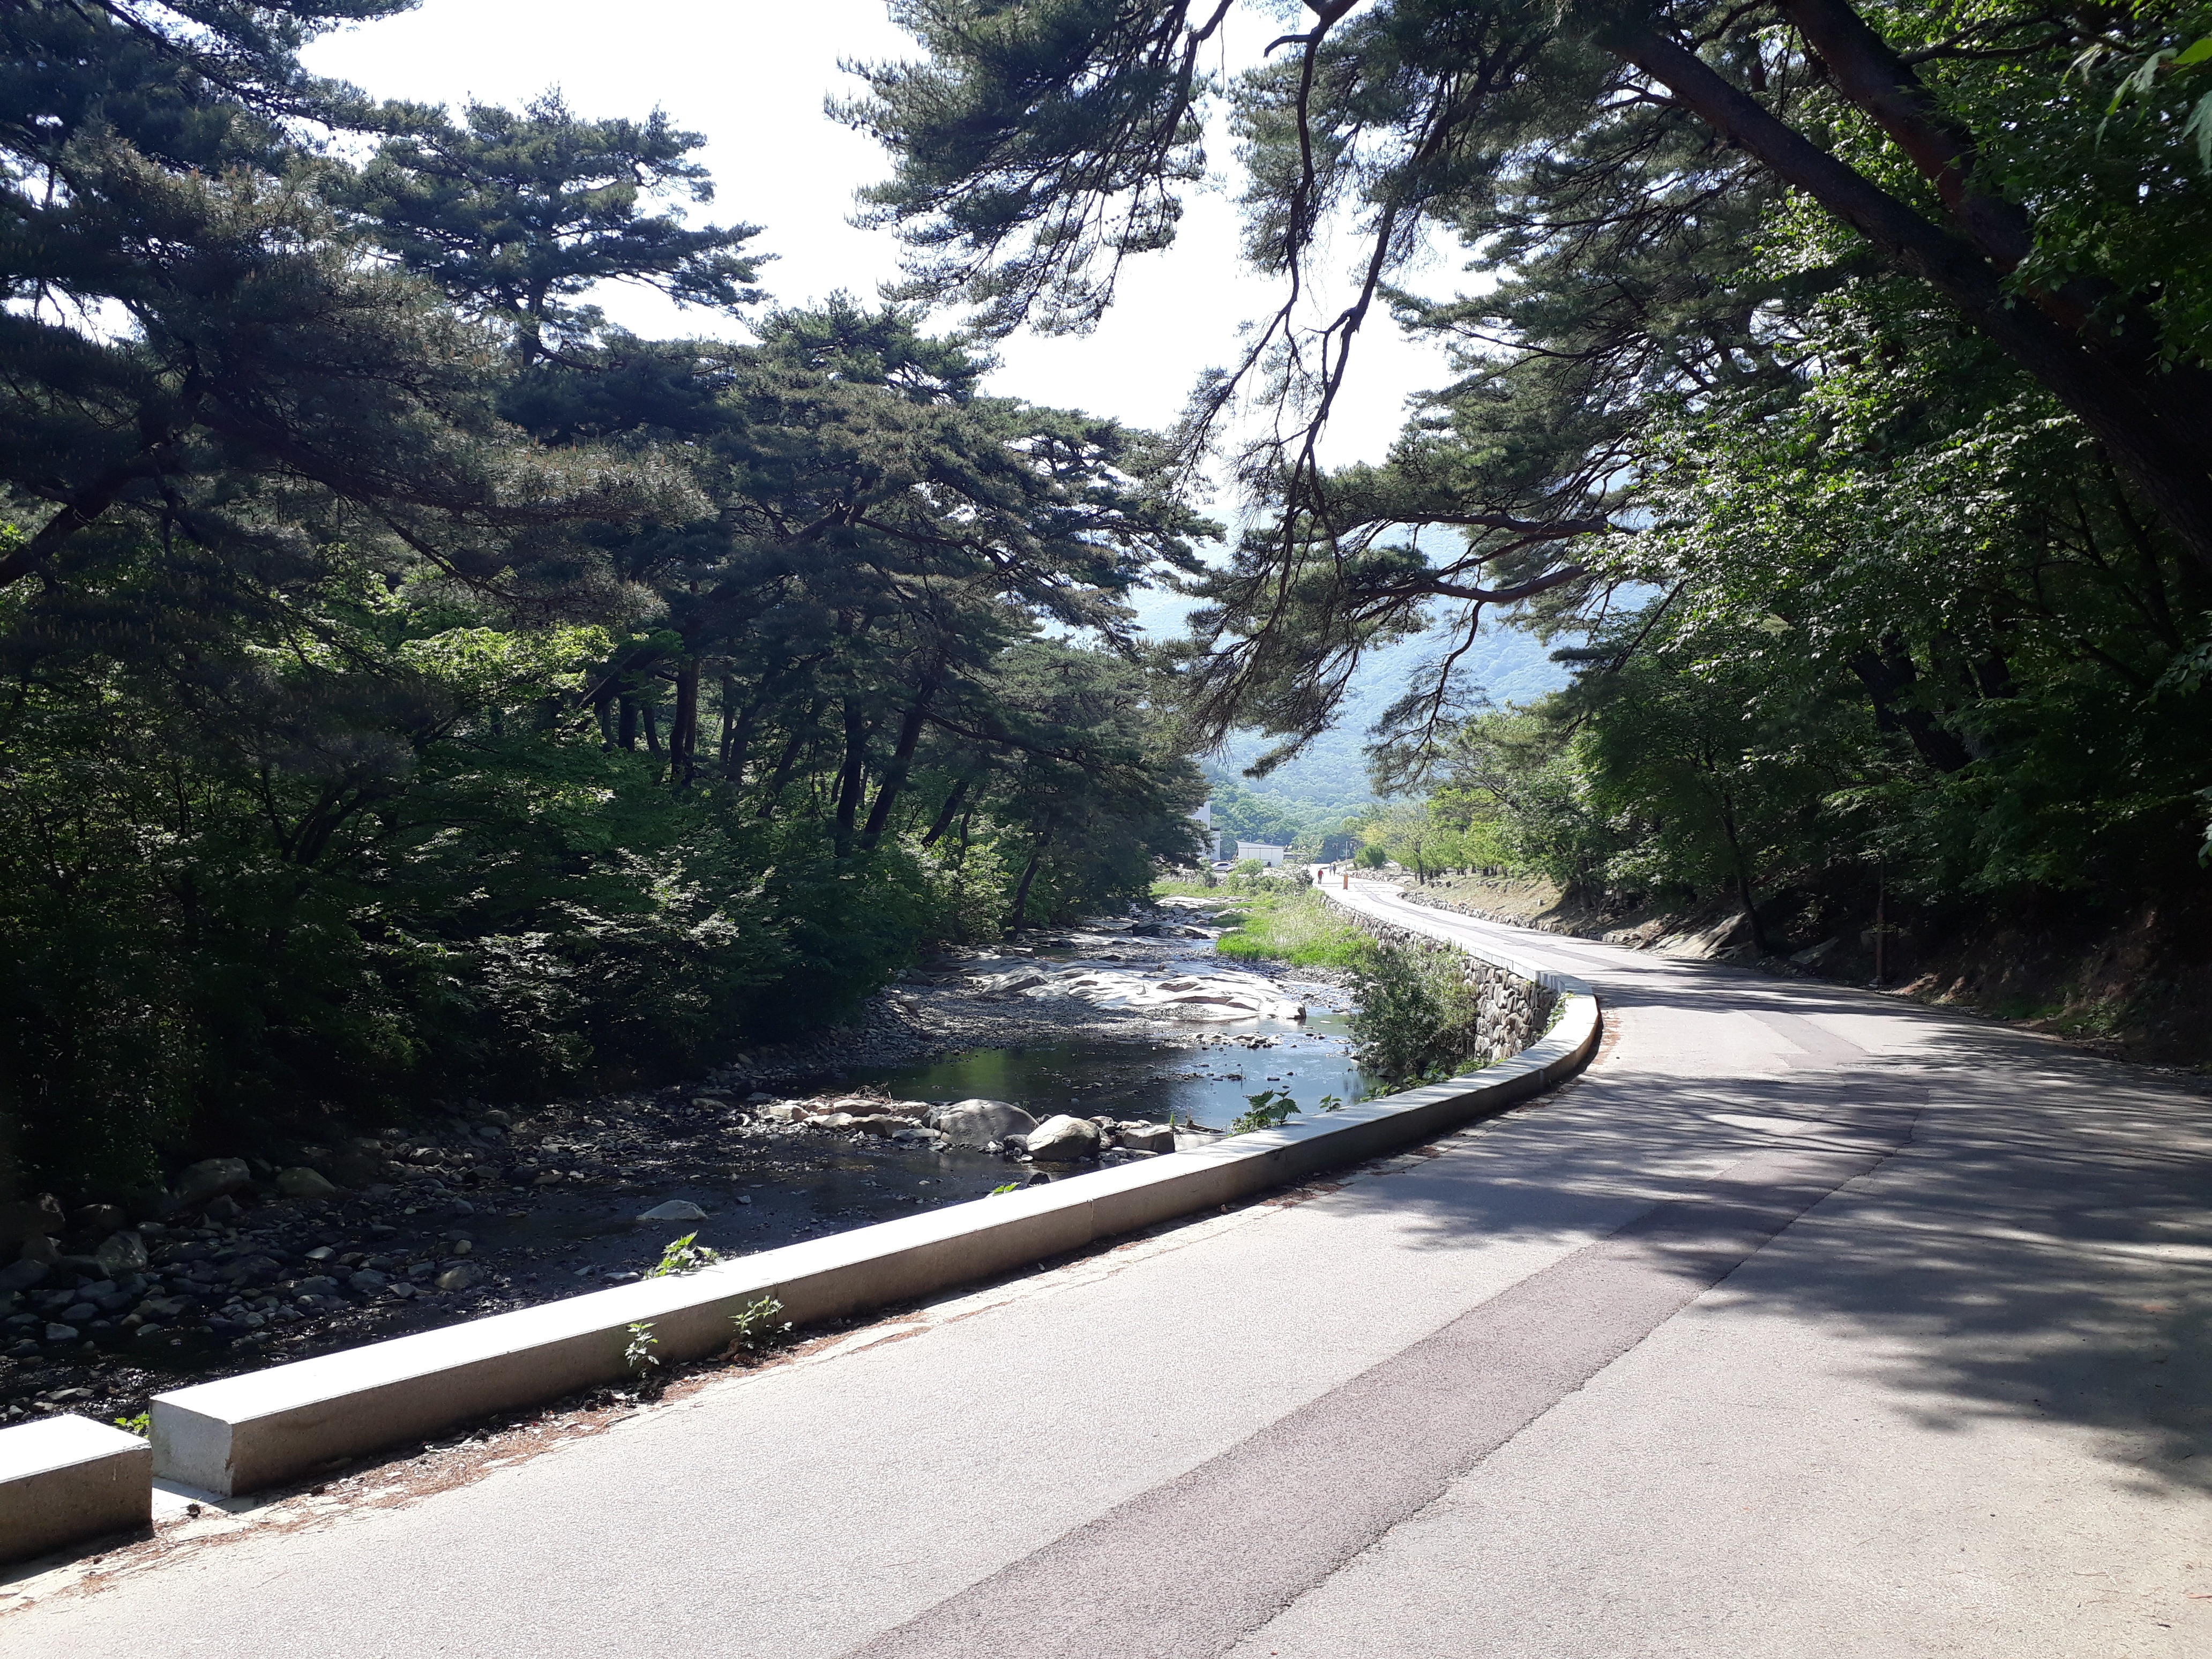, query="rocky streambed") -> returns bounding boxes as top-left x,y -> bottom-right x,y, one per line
0,900 -> 1362,1436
